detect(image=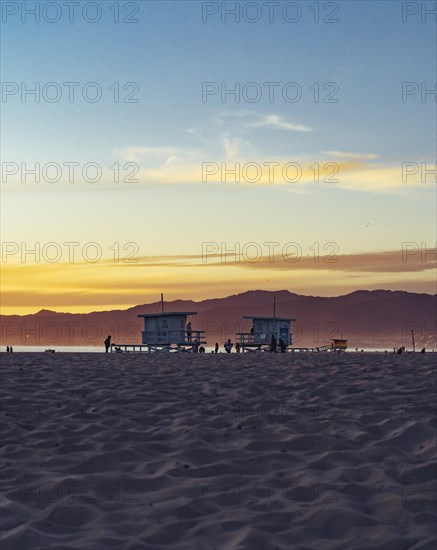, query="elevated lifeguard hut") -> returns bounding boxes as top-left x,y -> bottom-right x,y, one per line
138,311 -> 206,351
331,338 -> 348,351
111,294 -> 206,352
318,338 -> 348,352
236,297 -> 296,352
236,316 -> 295,352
